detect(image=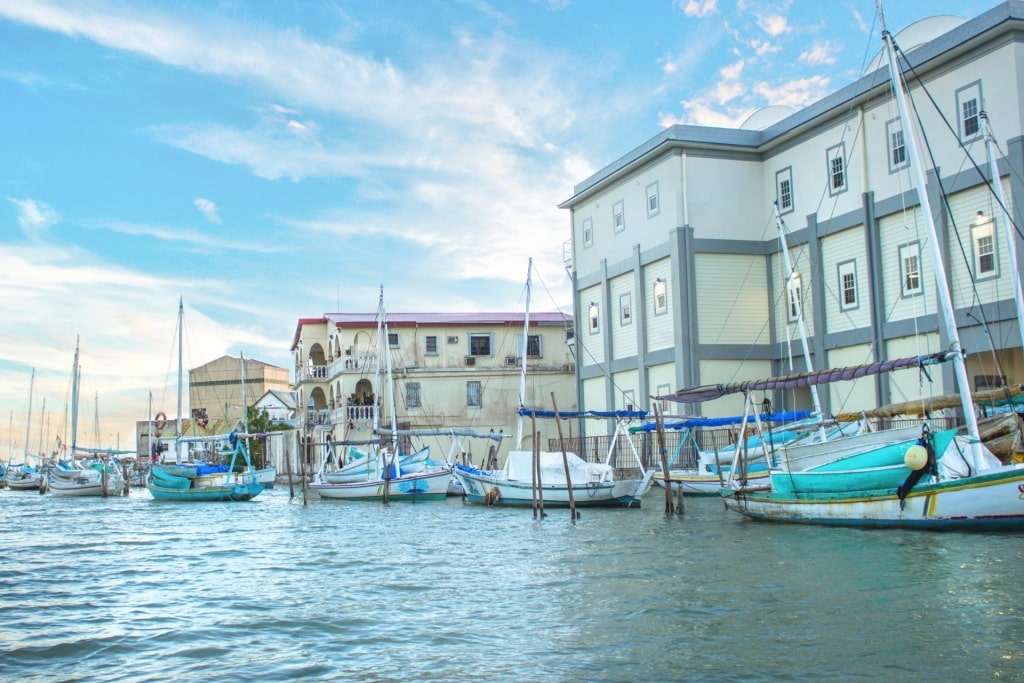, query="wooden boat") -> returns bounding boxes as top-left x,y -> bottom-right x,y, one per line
47,461 -> 124,497
254,466 -> 277,489
5,464 -> 43,491
311,465 -> 452,502
147,434 -> 264,502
